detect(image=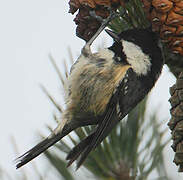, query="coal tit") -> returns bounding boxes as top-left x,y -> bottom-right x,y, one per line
15,19 -> 164,169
